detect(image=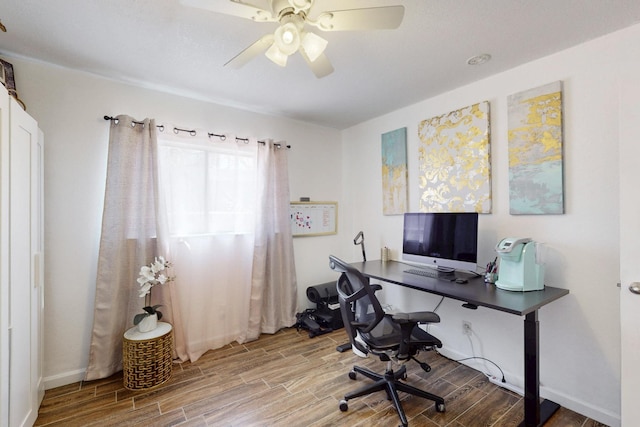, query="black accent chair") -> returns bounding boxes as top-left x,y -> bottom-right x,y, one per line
329,255 -> 445,427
